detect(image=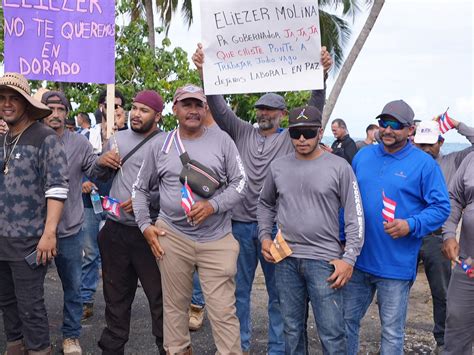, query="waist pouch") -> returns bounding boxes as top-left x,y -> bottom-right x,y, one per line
179,152 -> 222,198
